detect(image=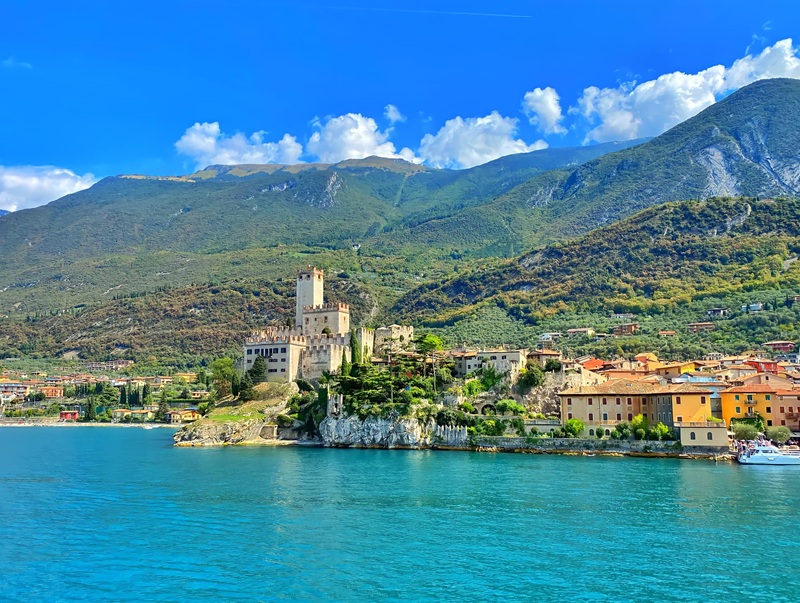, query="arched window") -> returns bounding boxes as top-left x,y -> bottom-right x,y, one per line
589,429 -> 595,436
707,432 -> 713,440
690,432 -> 696,440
